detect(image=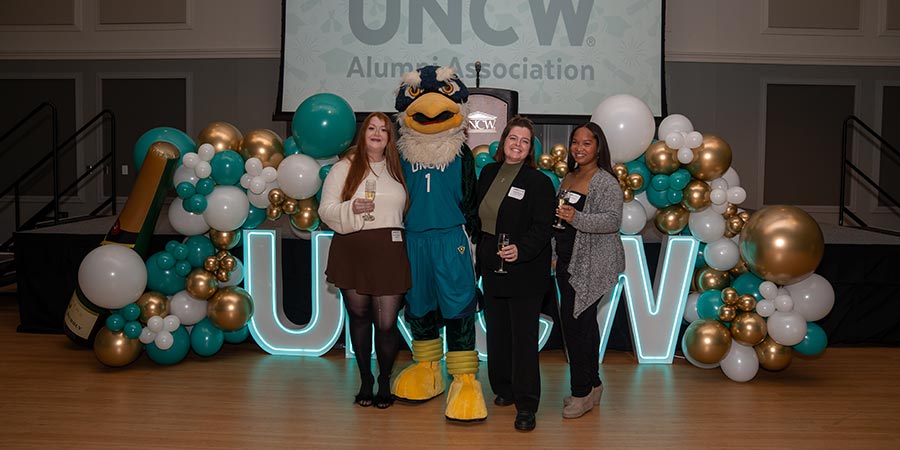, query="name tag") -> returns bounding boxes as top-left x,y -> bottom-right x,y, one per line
567,192 -> 582,204
508,187 -> 525,200
391,230 -> 403,242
